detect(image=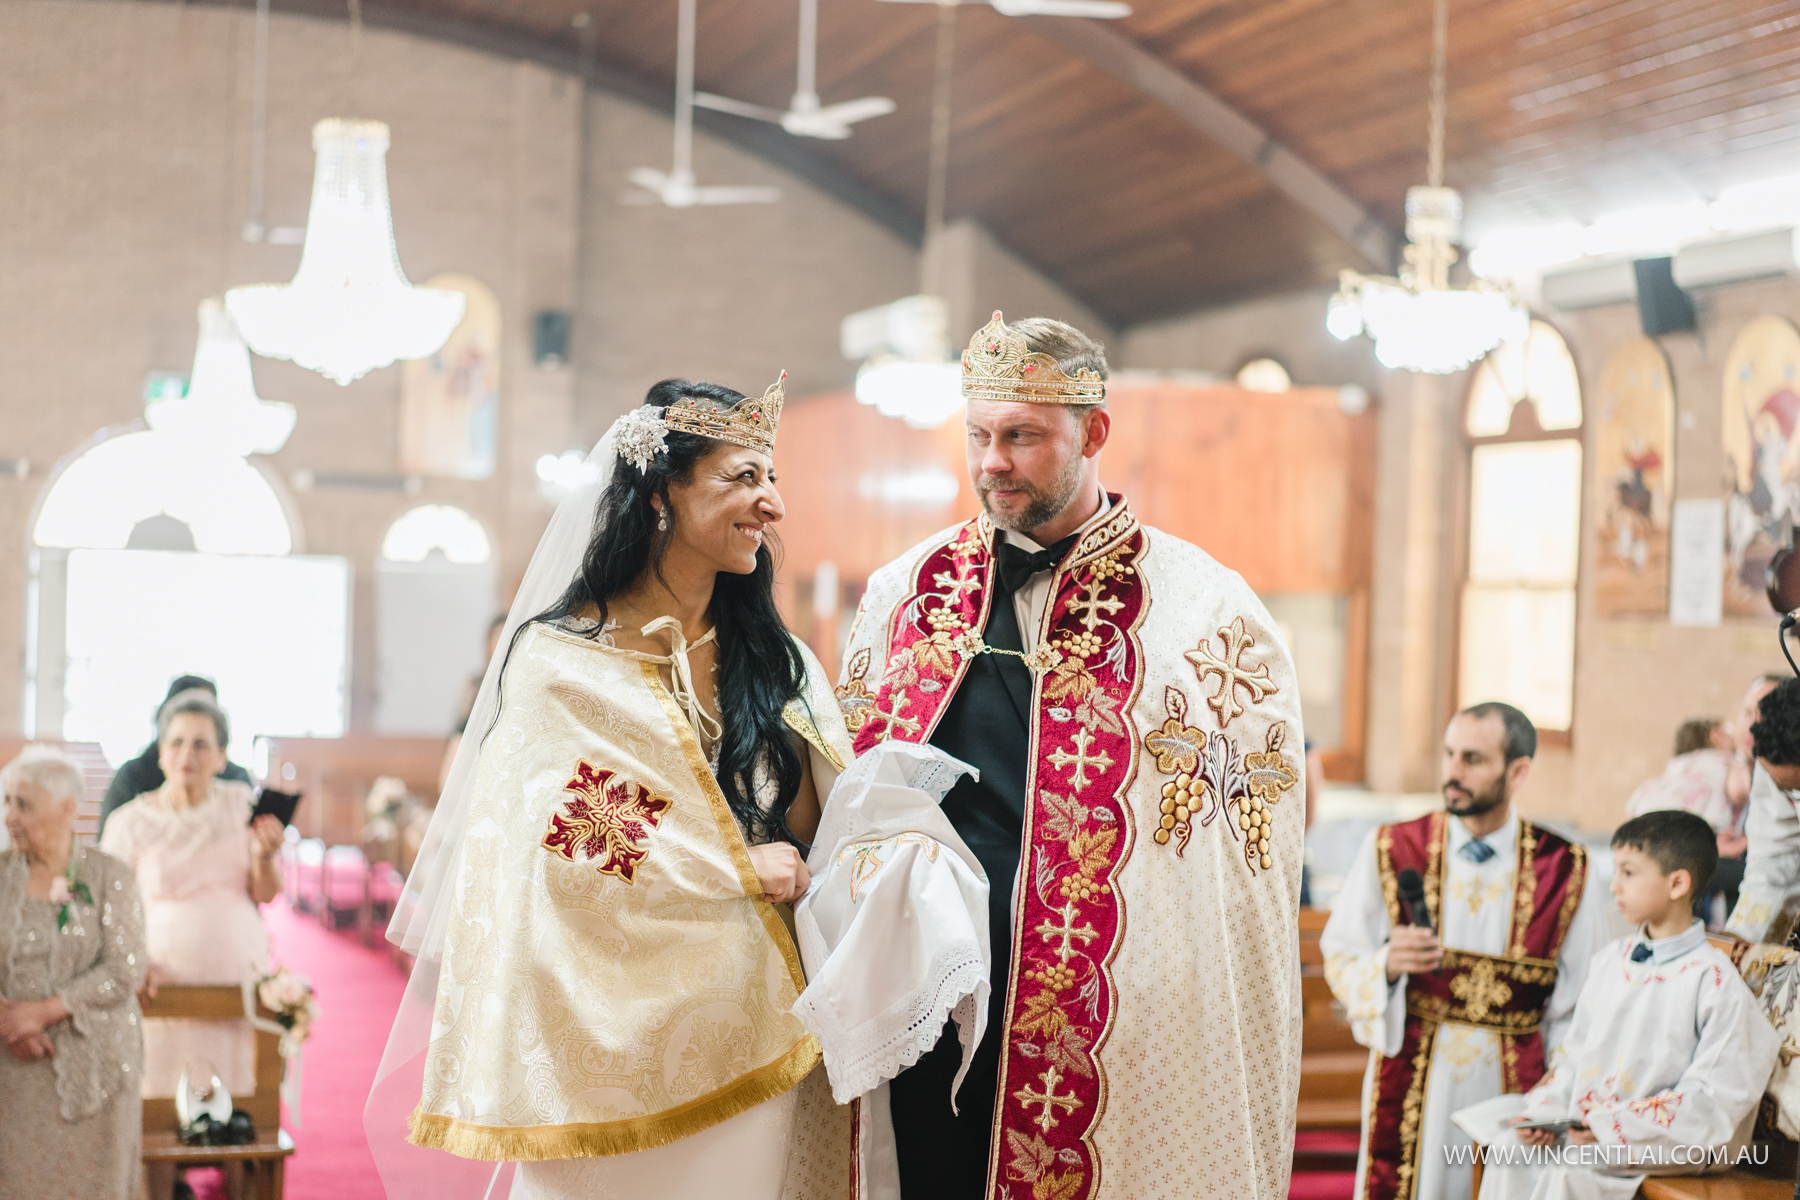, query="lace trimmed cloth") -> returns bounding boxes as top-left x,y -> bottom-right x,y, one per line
0,844 -> 147,1121
793,742 -> 991,1106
